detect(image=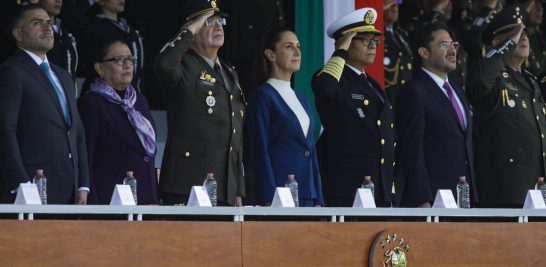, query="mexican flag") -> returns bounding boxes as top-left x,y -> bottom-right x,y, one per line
294,0 -> 385,141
